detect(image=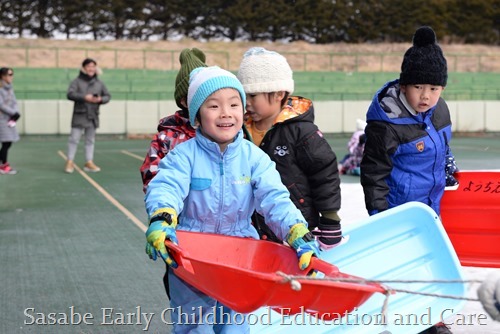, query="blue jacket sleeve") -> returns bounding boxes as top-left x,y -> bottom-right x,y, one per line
144,148 -> 191,218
